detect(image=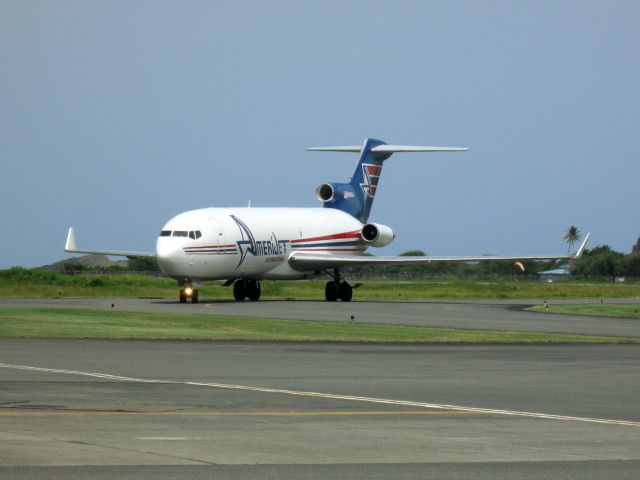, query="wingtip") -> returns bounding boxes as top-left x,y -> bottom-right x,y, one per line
65,227 -> 77,252
572,233 -> 591,259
